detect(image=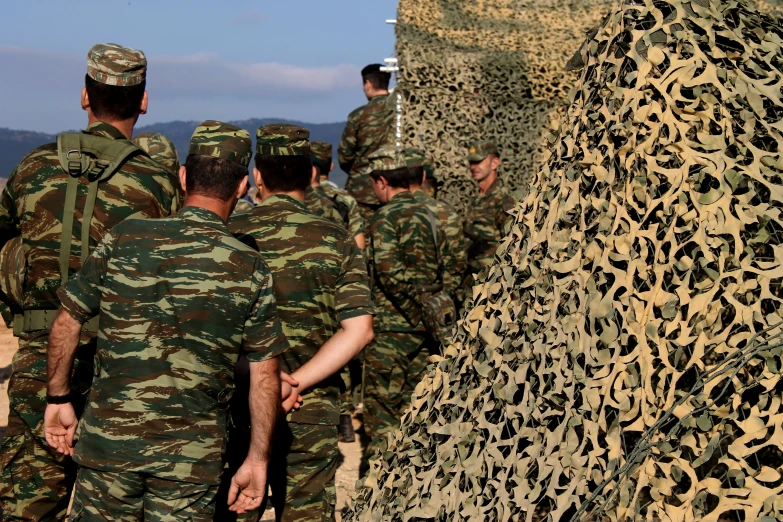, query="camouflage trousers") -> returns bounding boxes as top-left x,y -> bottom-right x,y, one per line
69,467 -> 218,521
362,332 -> 430,466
